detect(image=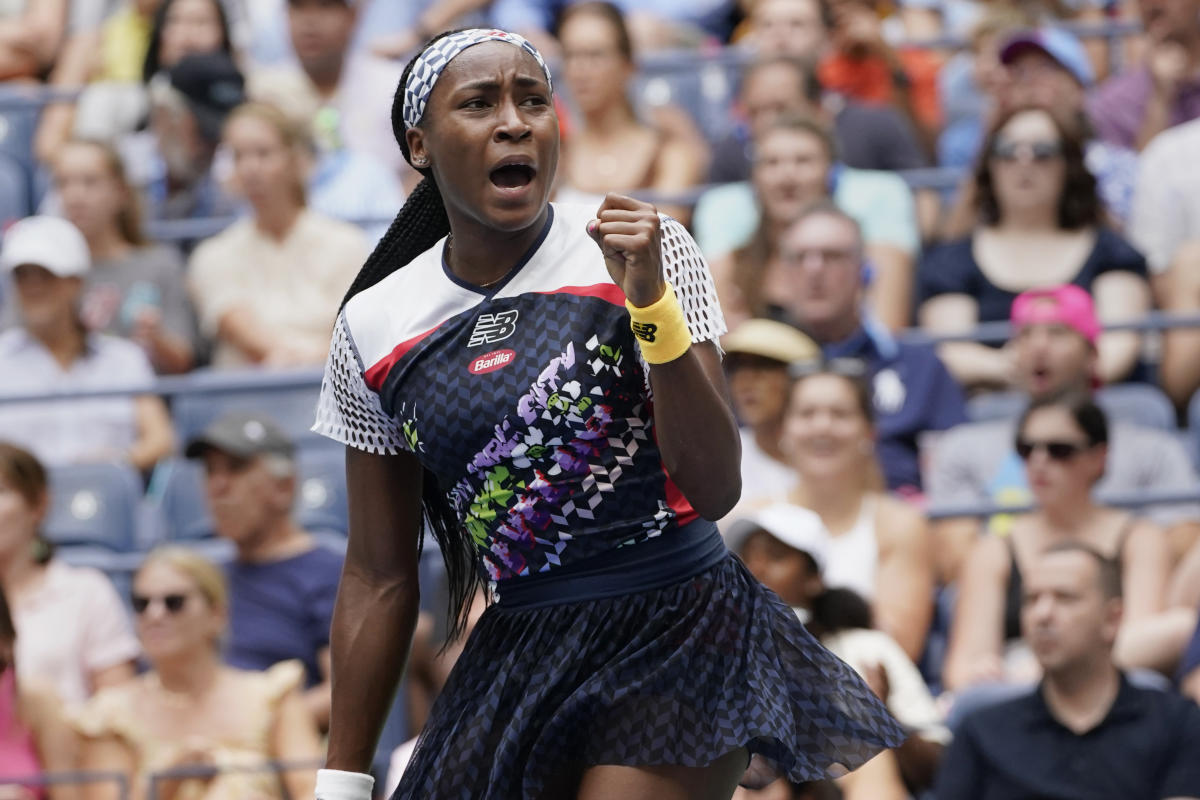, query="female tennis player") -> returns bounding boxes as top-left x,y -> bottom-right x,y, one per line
312,28 -> 903,800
